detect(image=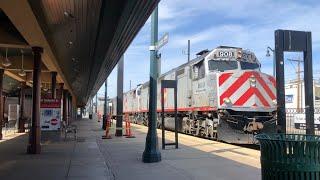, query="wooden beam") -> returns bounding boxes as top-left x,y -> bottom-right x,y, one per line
0,0 -> 75,99
0,43 -> 31,50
